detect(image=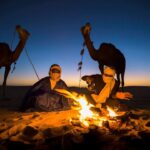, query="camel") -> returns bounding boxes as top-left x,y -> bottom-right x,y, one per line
80,23 -> 126,91
0,25 -> 30,97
